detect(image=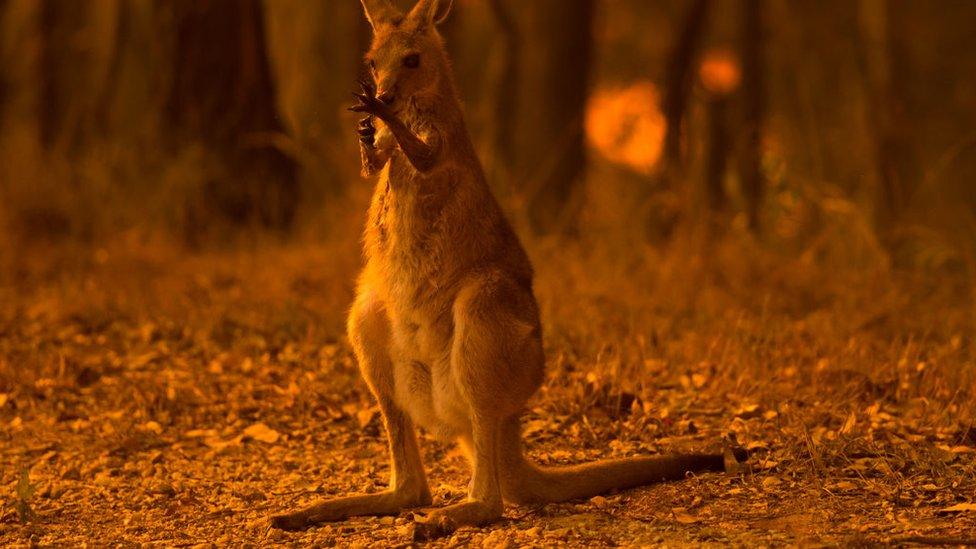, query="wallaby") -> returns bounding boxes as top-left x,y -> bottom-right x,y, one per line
271,0 -> 745,538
